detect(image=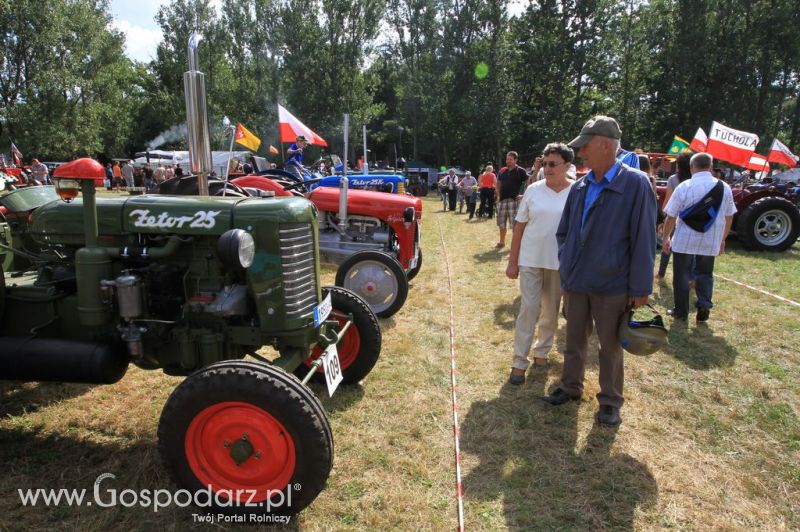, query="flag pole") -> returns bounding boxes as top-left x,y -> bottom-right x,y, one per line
222,123 -> 235,196
277,102 -> 285,165
760,158 -> 770,179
